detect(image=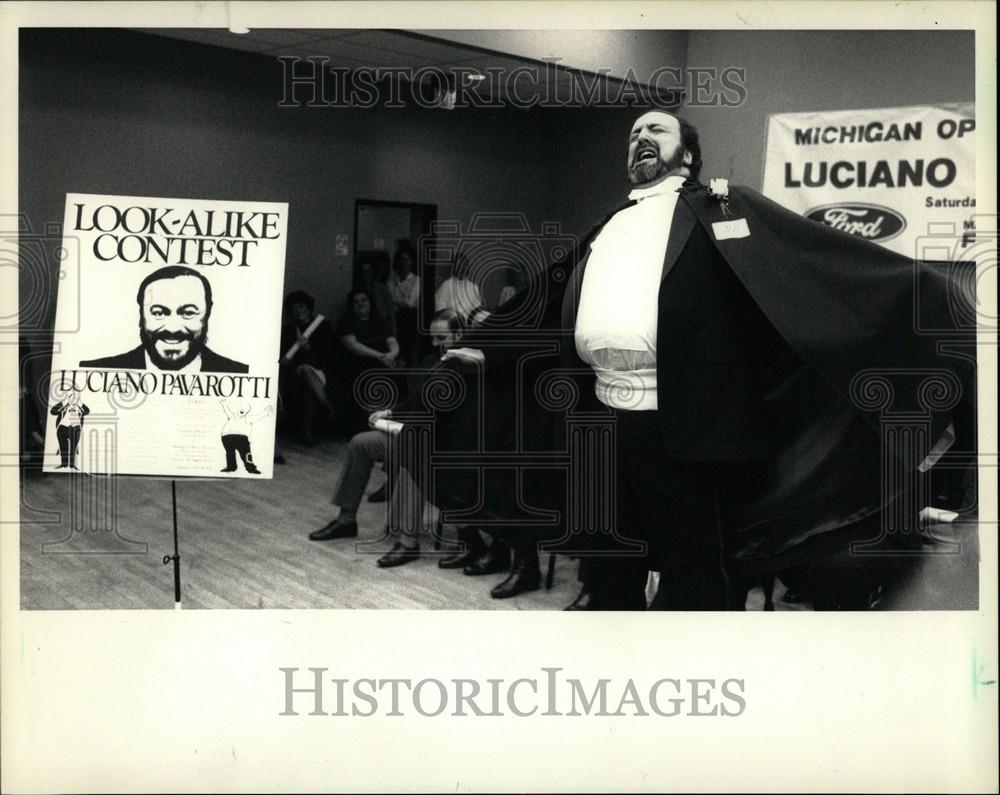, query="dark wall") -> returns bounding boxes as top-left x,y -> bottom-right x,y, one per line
18,29 -> 559,335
